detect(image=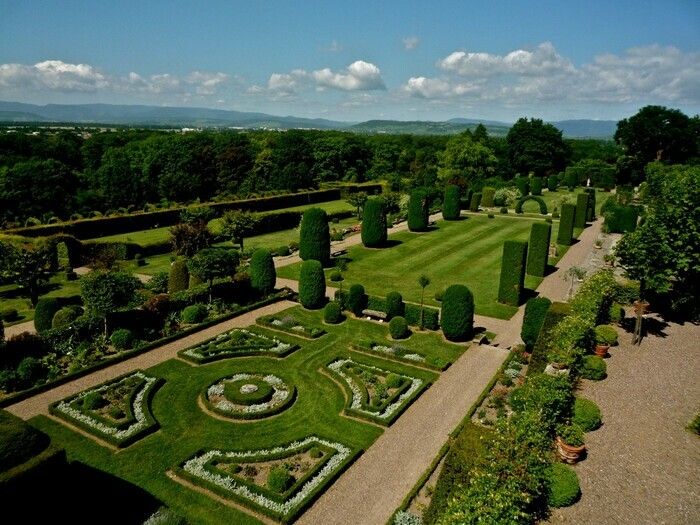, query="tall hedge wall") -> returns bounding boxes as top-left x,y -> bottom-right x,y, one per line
298,260 -> 326,309
574,193 -> 589,228
408,190 -> 429,232
526,222 -> 551,277
299,208 -> 330,266
530,177 -> 543,196
361,197 -> 388,247
557,203 -> 576,246
250,249 -> 276,295
481,187 -> 496,208
442,185 -> 461,220
497,240 -> 528,306
440,285 -> 474,341
469,192 -> 481,212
